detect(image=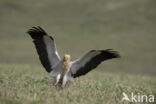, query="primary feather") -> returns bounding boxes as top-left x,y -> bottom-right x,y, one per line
27,26 -> 60,73
71,49 -> 120,78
